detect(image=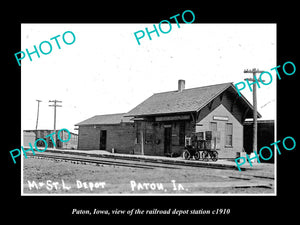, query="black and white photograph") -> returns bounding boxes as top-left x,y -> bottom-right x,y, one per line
20,23 -> 276,195
5,4 -> 298,221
